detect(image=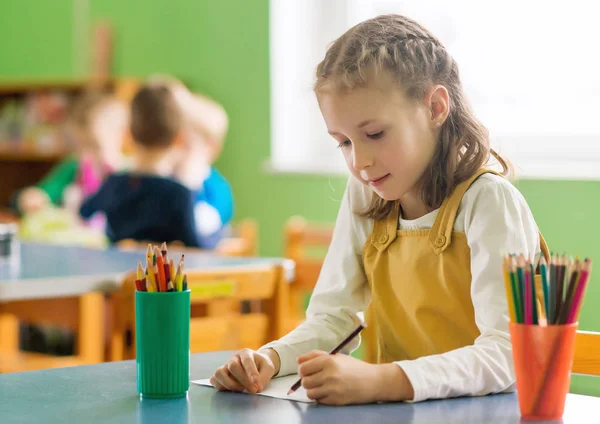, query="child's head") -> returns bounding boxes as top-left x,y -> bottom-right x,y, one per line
315,14 -> 508,219
67,91 -> 128,169
130,84 -> 183,150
